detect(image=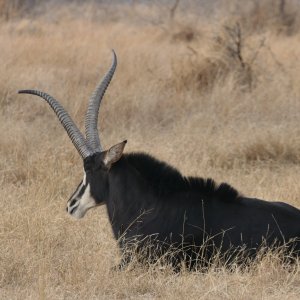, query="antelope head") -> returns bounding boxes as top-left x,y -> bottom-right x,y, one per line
18,51 -> 126,219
